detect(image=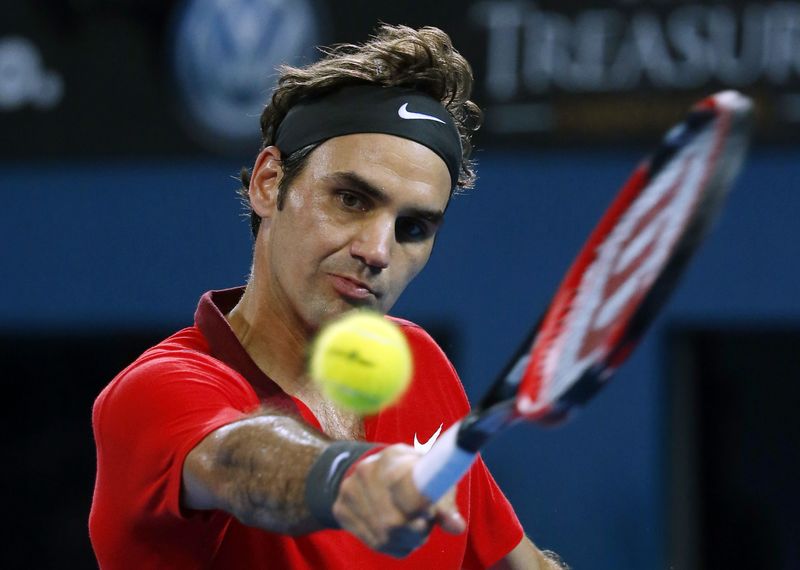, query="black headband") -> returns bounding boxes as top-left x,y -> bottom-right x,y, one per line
274,85 -> 463,188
